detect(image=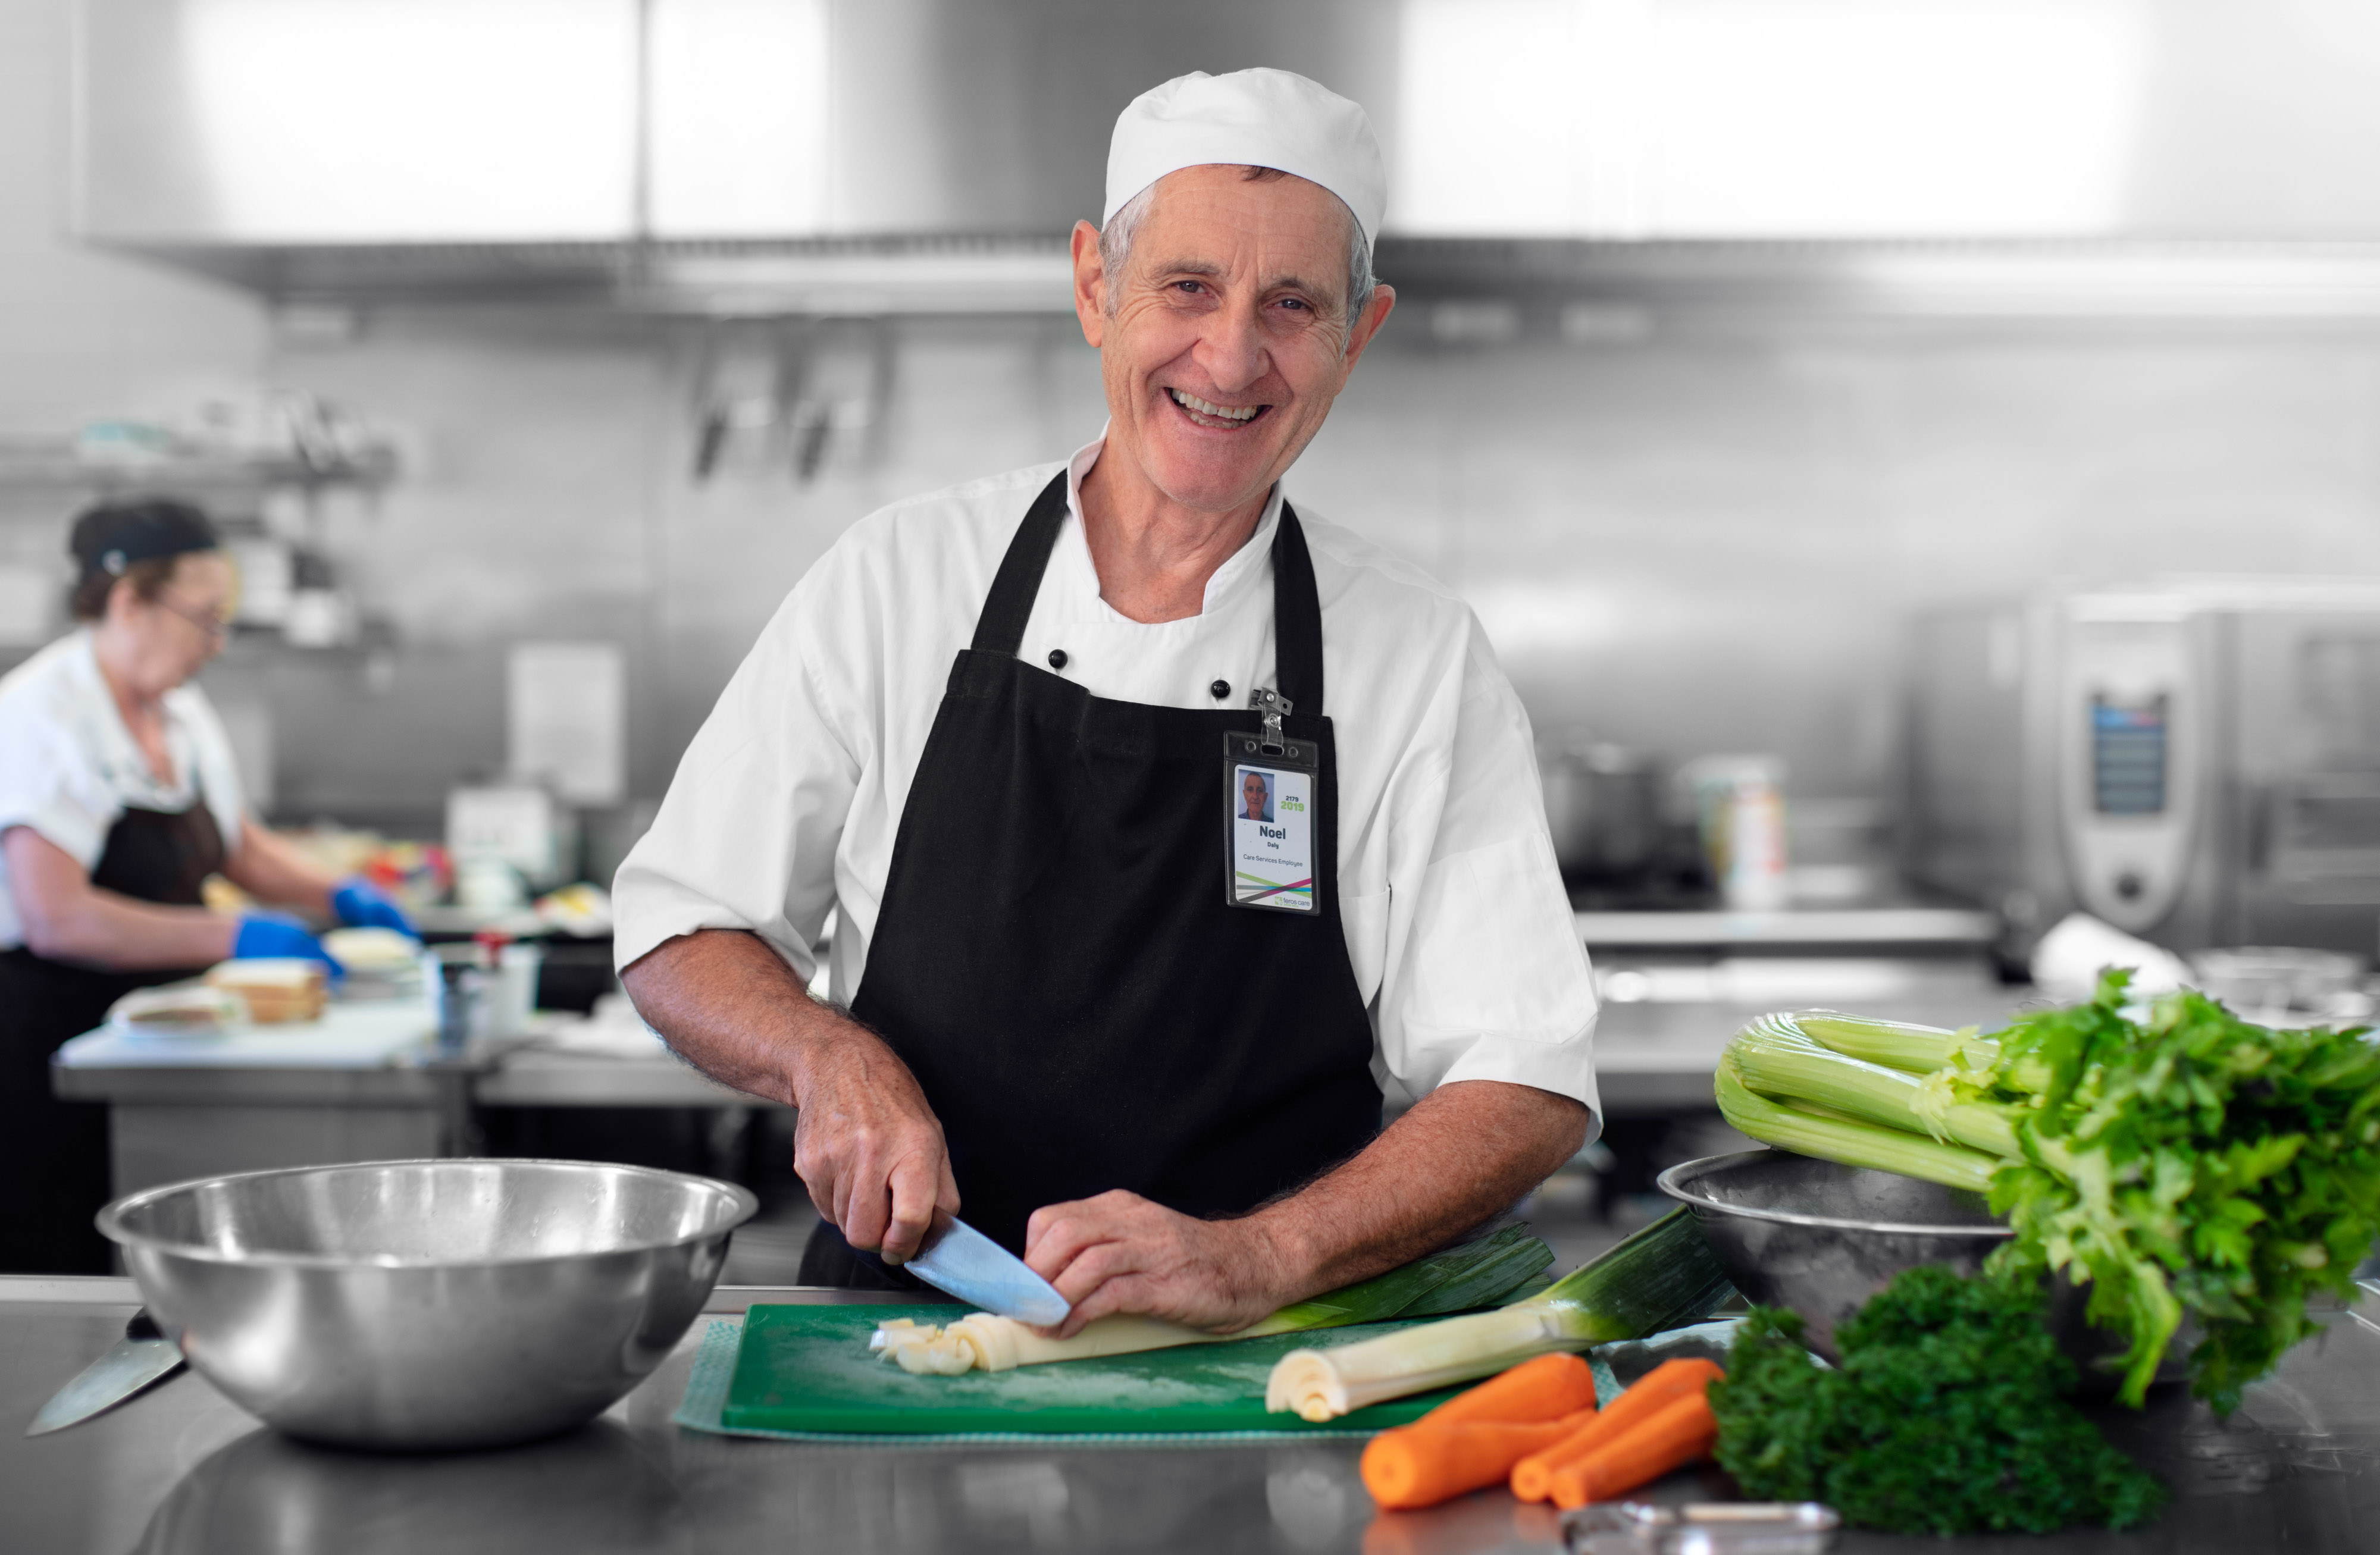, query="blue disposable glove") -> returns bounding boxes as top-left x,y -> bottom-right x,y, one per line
231,913 -> 340,970
331,874 -> 418,938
